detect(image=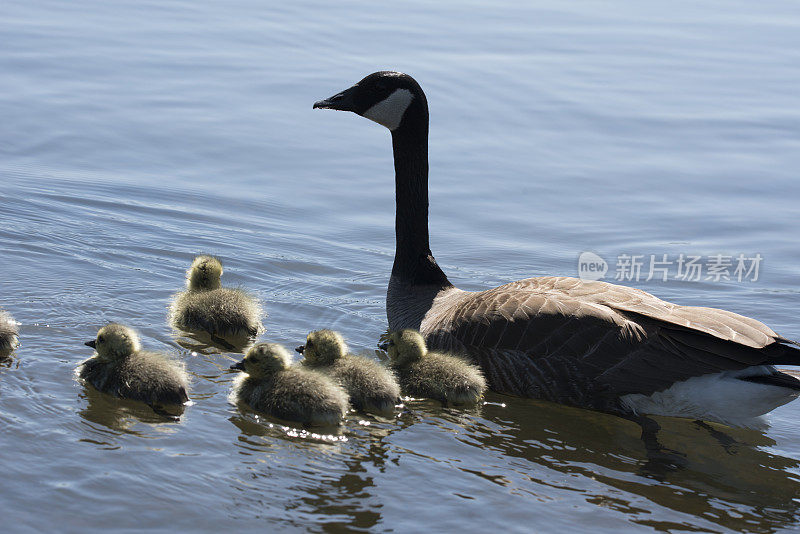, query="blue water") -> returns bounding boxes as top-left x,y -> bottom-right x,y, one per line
2,0 -> 800,531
